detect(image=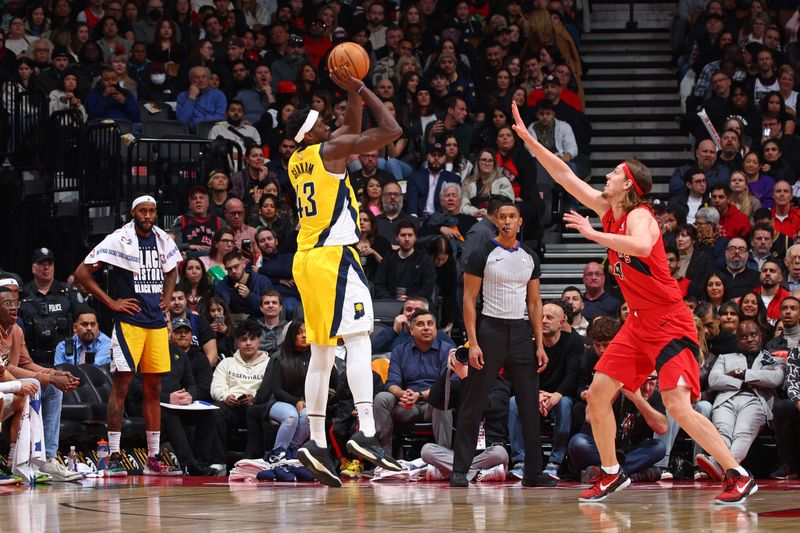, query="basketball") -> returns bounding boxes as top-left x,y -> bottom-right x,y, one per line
328,42 -> 370,80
